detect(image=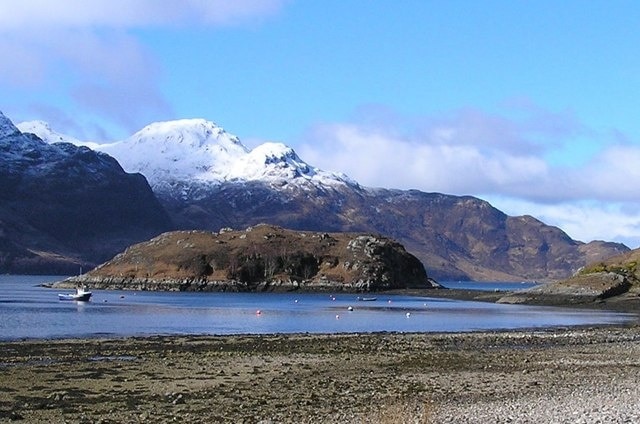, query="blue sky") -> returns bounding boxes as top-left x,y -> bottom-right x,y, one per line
2,0 -> 640,247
